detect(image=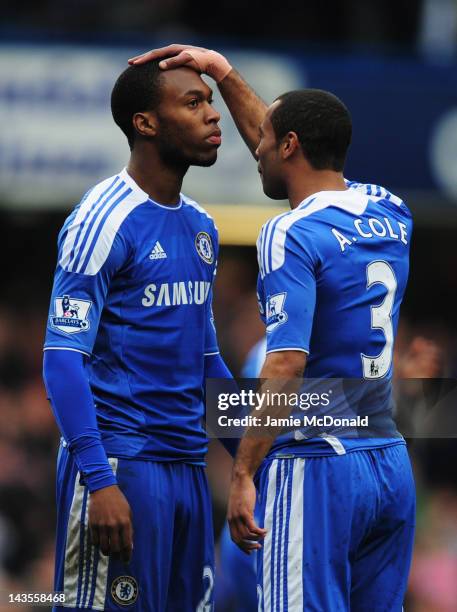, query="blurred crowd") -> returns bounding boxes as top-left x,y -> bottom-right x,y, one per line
0,235 -> 456,610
